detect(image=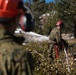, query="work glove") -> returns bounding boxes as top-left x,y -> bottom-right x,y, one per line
61,39 -> 68,47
